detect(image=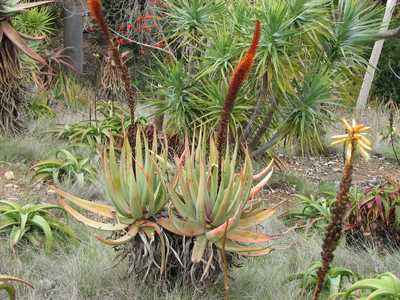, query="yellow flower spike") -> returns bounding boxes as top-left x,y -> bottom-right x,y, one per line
331,118 -> 371,162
